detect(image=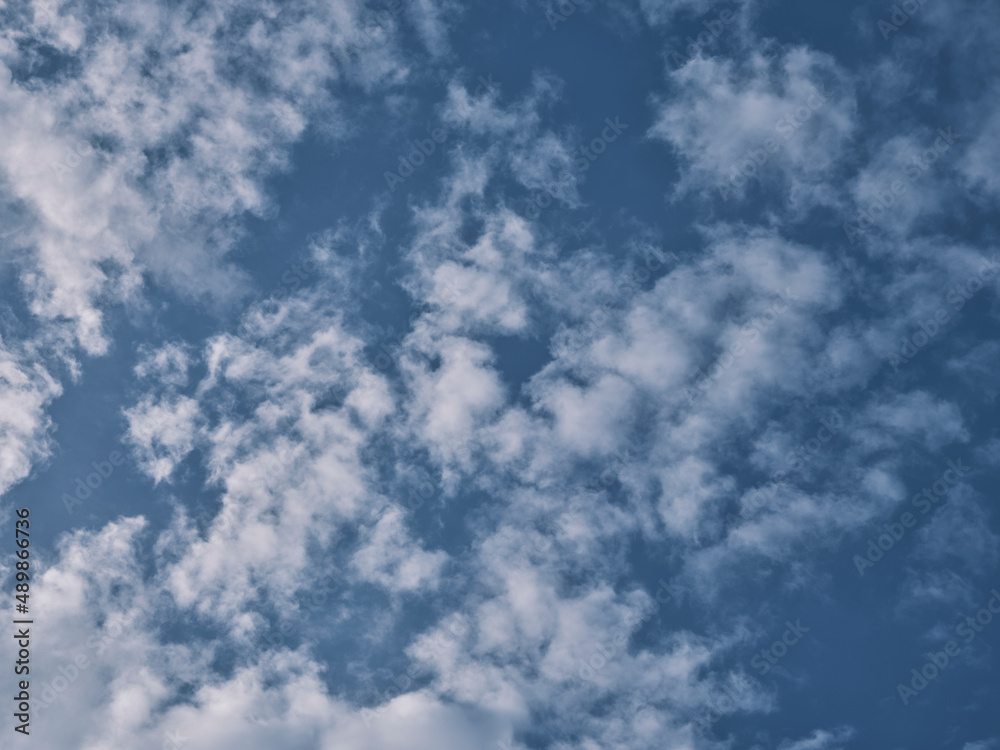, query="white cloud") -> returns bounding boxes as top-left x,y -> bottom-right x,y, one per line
351,508 -> 447,592
3,4 -> 999,748
124,394 -> 202,484
649,46 -> 856,207
962,740 -> 1000,750
0,338 -> 61,496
